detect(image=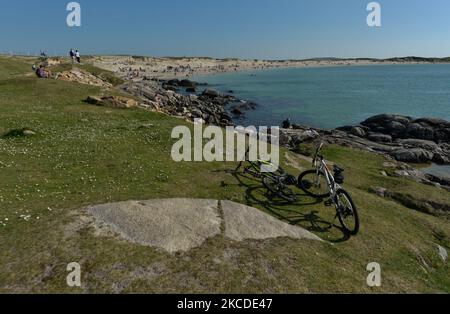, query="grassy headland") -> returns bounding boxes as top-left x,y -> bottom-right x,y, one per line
0,56 -> 449,293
